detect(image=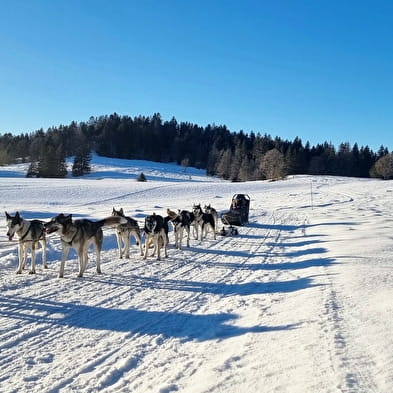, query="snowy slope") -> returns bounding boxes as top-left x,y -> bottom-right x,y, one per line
1,156 -> 393,393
